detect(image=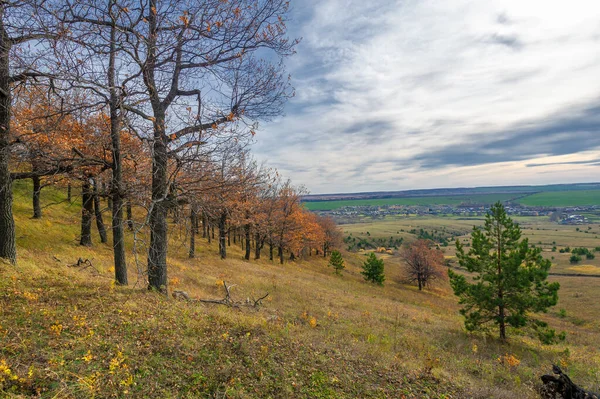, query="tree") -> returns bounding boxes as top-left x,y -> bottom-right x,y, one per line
448,202 -> 560,341
361,252 -> 385,285
116,0 -> 296,291
328,250 -> 344,275
401,239 -> 445,291
0,1 -> 65,263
